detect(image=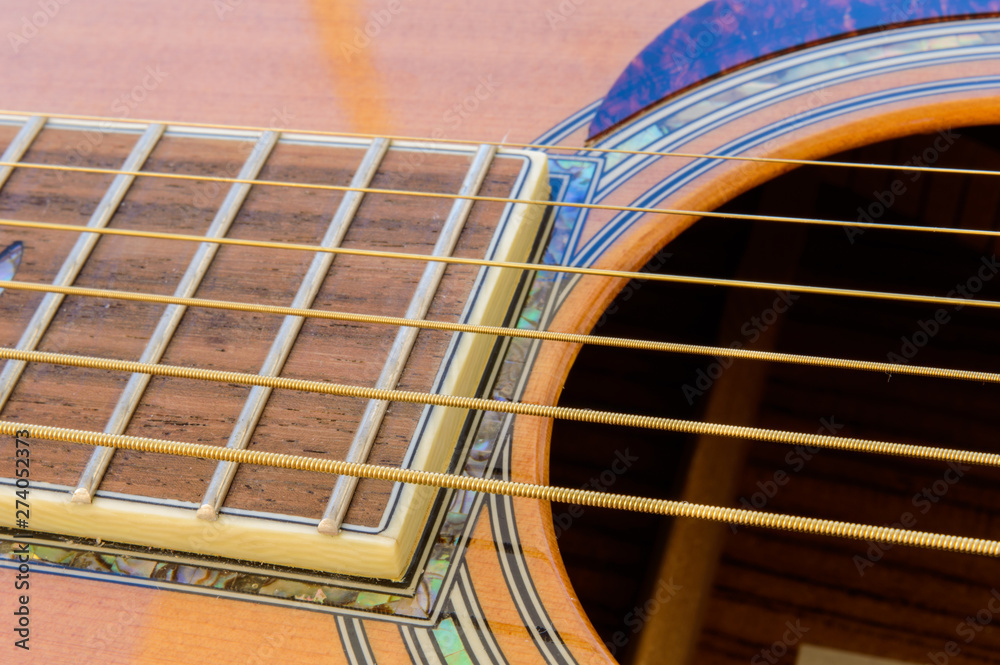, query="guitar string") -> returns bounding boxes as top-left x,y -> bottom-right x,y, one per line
3,217 -> 1000,314
0,115 -> 997,558
2,109 -> 995,180
1,148 -> 995,464
1,278 -> 998,387
3,160 -> 1000,244
0,417 -> 996,558
1,346 -> 997,469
